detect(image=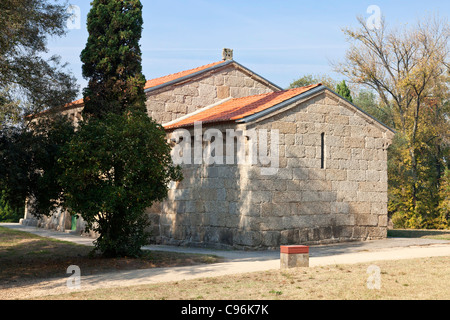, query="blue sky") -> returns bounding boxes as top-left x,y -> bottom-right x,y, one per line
48,0 -> 449,98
